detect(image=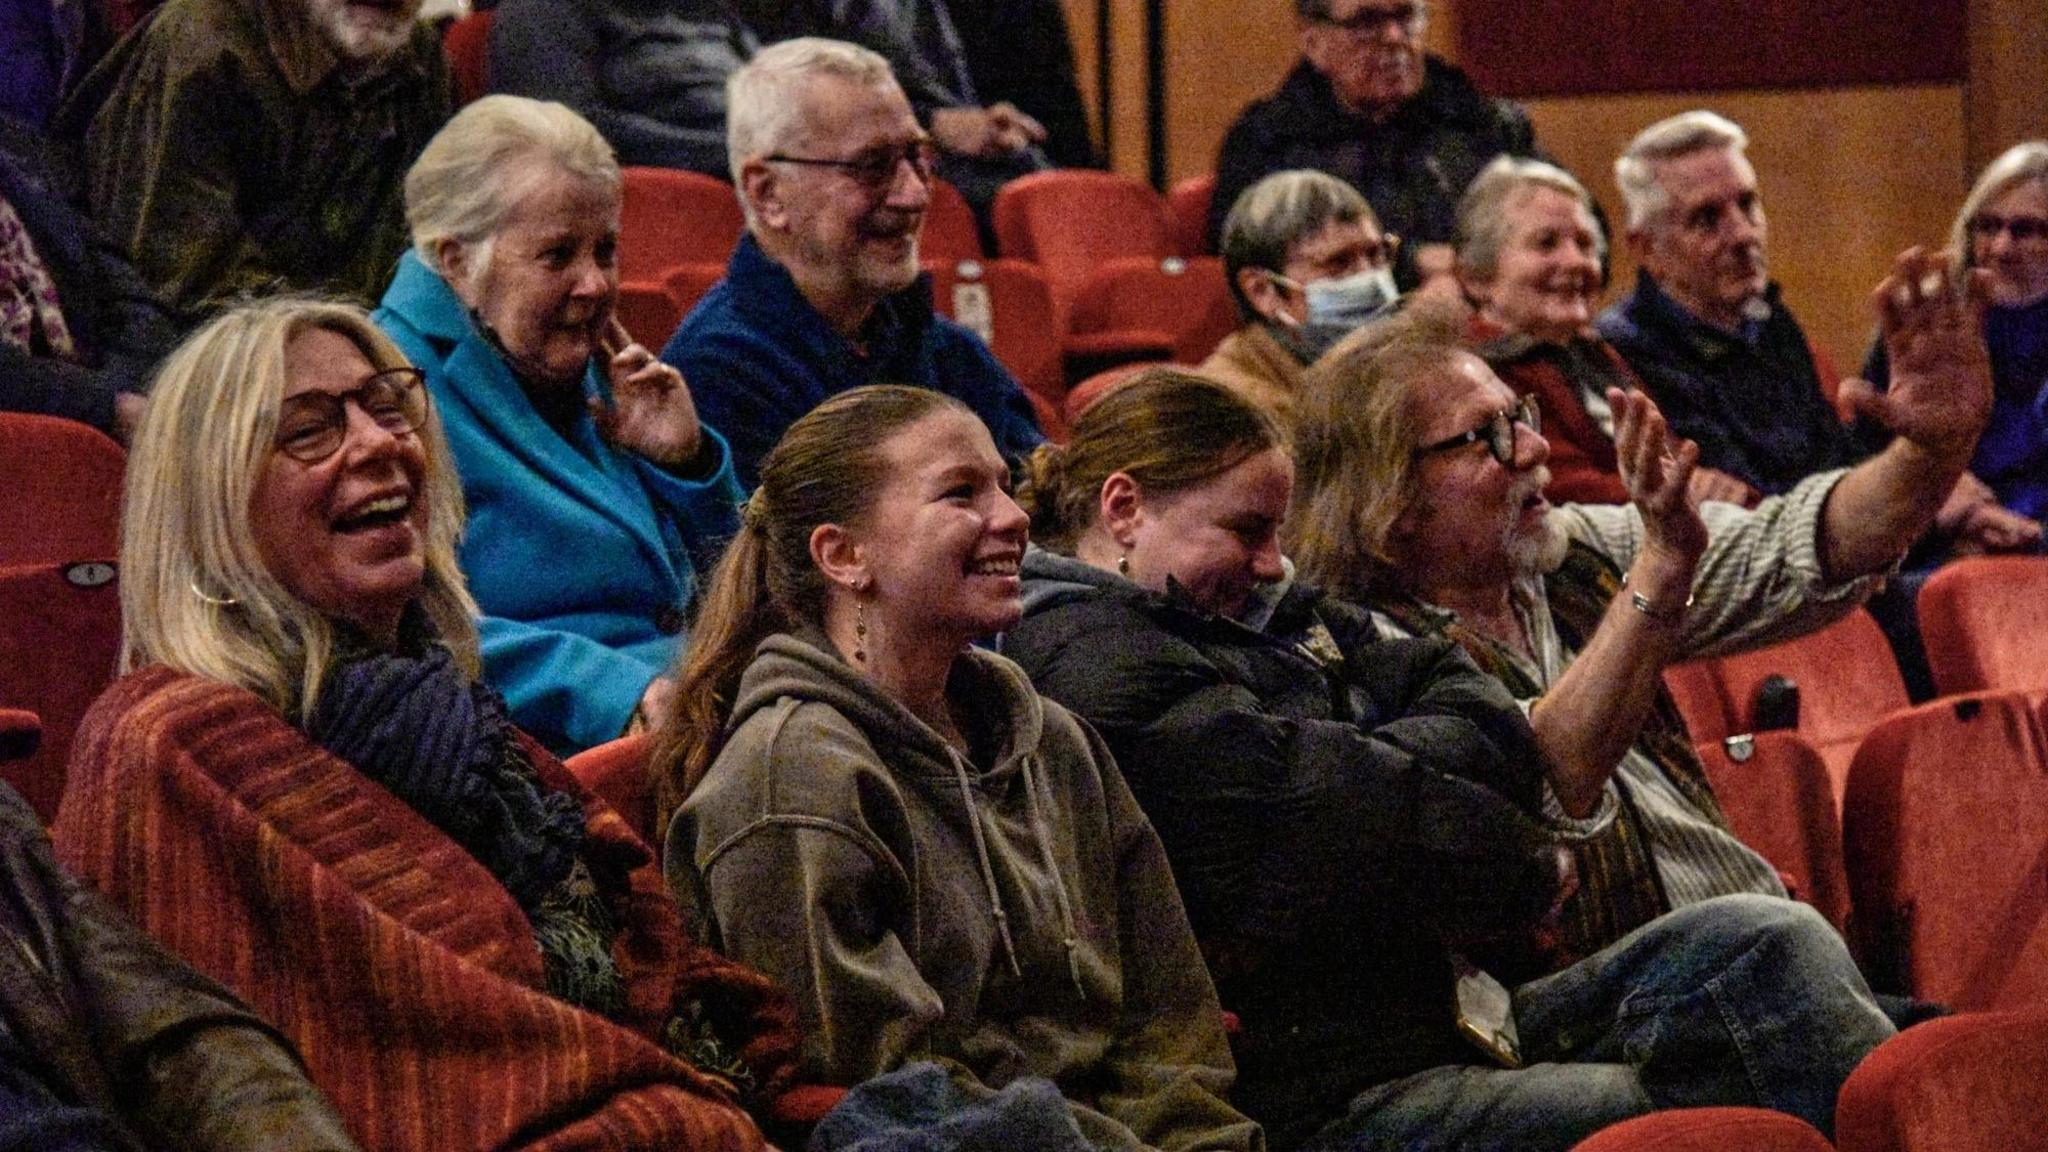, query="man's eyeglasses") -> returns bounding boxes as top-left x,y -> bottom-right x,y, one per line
1967,213 -> 2048,244
1415,395 -> 1541,466
766,139 -> 938,191
1316,1 -> 1425,37
274,368 -> 429,463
